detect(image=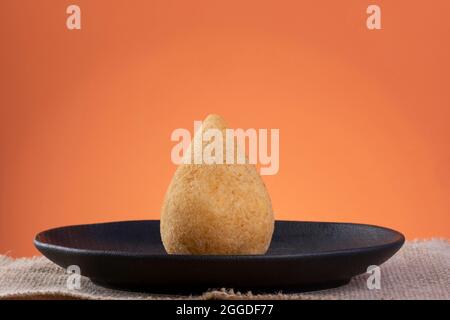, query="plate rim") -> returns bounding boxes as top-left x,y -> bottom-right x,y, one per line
34,219 -> 405,260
